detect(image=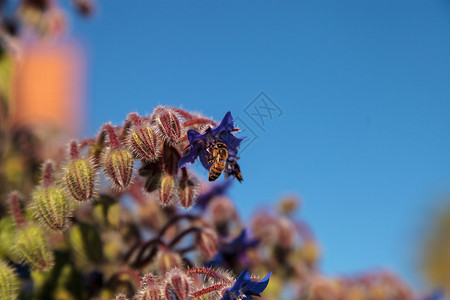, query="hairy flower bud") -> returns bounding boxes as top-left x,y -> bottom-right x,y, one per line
154,108 -> 182,144
197,228 -> 219,260
16,226 -> 54,271
104,149 -> 134,190
0,260 -> 19,300
33,186 -> 69,231
178,179 -> 200,209
209,196 -> 235,225
159,174 -> 177,206
135,273 -> 162,300
129,126 -> 160,161
65,158 -> 95,202
164,269 -> 190,300
0,218 -> 20,262
156,250 -> 182,274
